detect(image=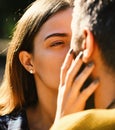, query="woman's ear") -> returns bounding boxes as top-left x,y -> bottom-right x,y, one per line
82,29 -> 94,63
19,51 -> 35,74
